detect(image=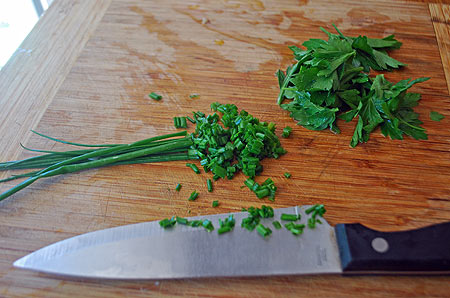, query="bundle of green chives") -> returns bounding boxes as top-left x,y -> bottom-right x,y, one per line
0,131 -> 197,202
